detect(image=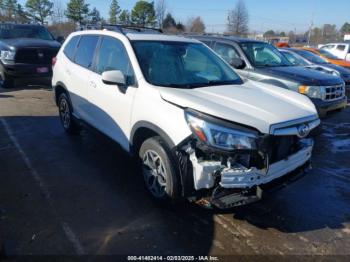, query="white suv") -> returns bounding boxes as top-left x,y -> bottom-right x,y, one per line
52,26 -> 320,209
